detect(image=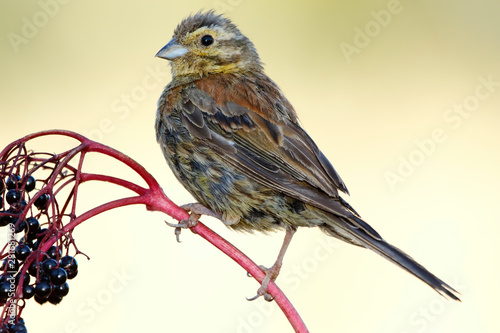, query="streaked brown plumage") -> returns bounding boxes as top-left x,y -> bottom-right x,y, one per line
155,11 -> 460,301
